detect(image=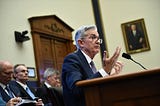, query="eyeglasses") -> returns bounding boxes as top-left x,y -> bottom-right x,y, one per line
88,34 -> 103,44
